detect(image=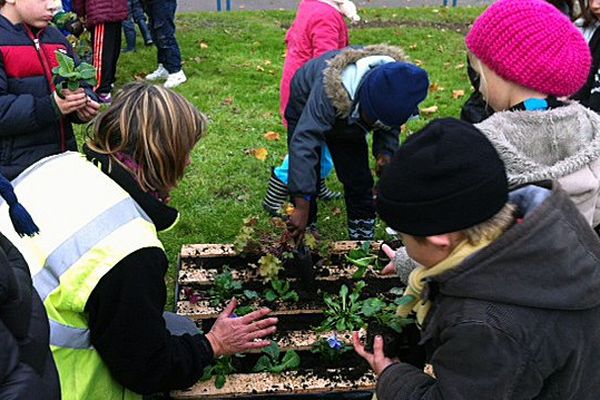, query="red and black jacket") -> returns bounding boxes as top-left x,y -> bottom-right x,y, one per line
0,15 -> 91,180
